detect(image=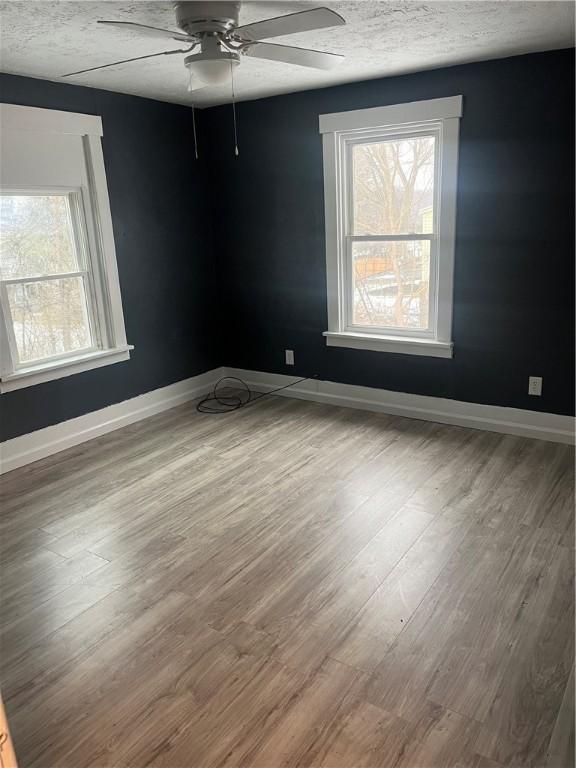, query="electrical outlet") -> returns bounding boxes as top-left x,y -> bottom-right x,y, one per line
528,376 -> 542,396
285,349 -> 294,366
